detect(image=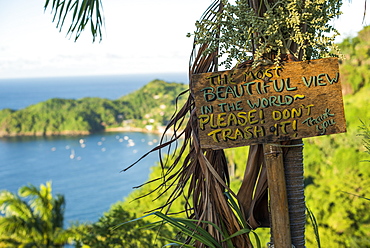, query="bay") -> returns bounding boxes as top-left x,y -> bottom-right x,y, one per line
0,73 -> 187,225
0,132 -> 162,224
